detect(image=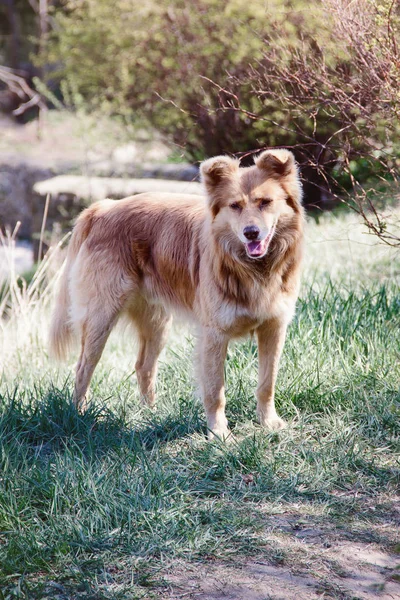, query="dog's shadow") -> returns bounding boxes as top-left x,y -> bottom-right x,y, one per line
0,384 -> 207,457
133,401 -> 206,449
